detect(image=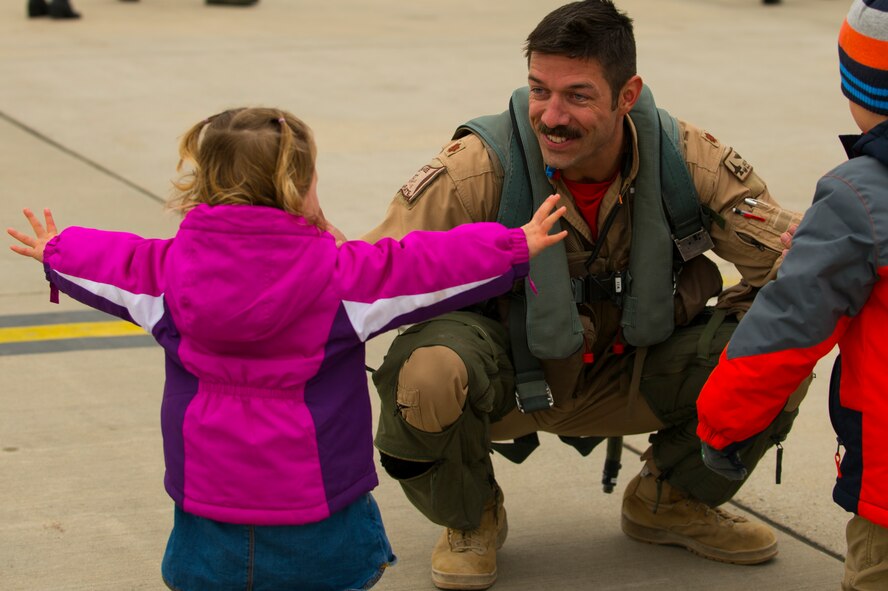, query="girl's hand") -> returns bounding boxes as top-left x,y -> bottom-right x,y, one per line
7,208 -> 59,263
522,194 -> 567,258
